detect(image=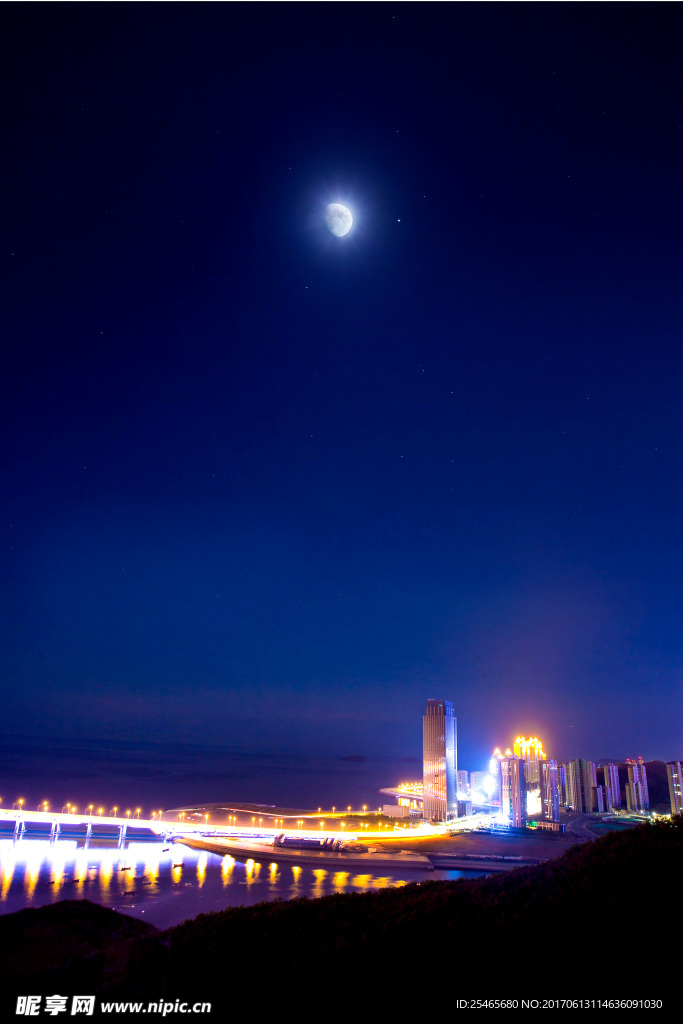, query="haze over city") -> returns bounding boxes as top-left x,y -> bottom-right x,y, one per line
3,4 -> 683,768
